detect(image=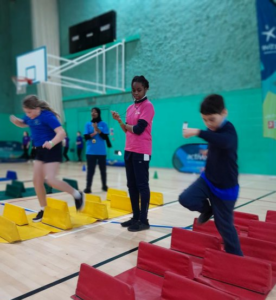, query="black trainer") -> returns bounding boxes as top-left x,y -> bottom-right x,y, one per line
121,218 -> 135,227
197,210 -> 213,225
128,220 -> 150,232
74,191 -> 84,211
102,186 -> 108,192
32,210 -> 44,223
83,188 -> 92,194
